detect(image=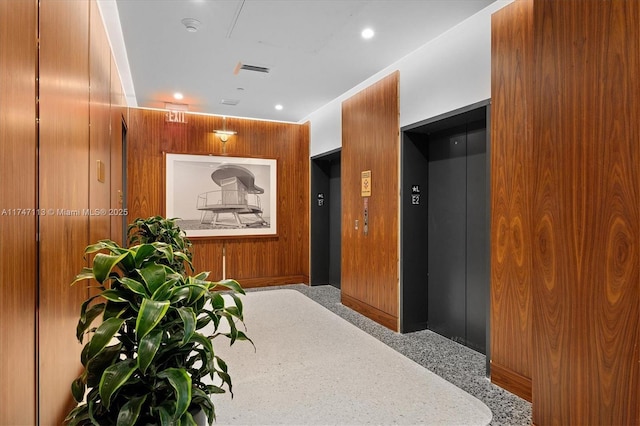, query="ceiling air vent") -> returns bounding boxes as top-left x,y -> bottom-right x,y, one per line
234,61 -> 271,75
220,99 -> 240,106
240,64 -> 270,73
